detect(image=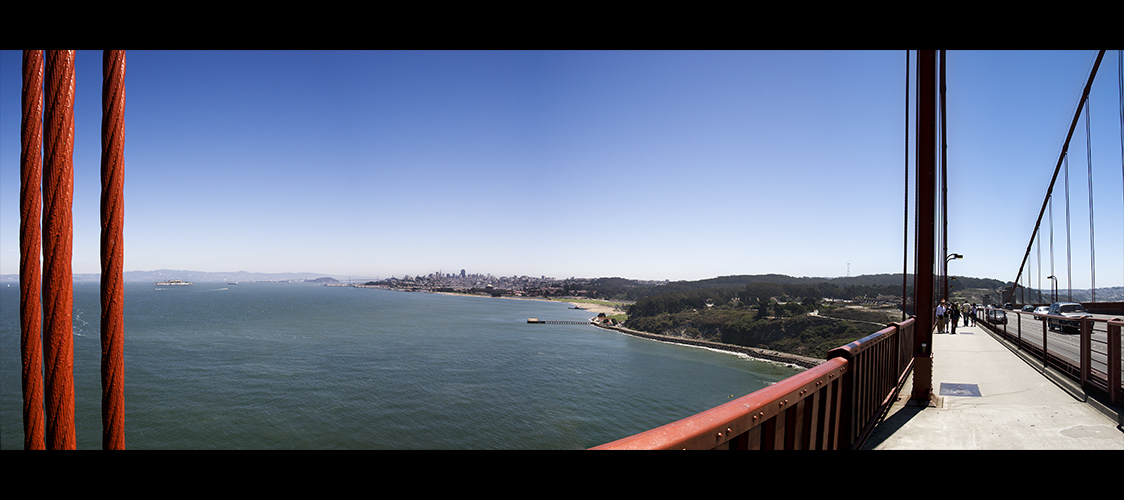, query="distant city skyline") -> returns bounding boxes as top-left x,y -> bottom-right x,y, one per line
2,50 -> 1121,288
